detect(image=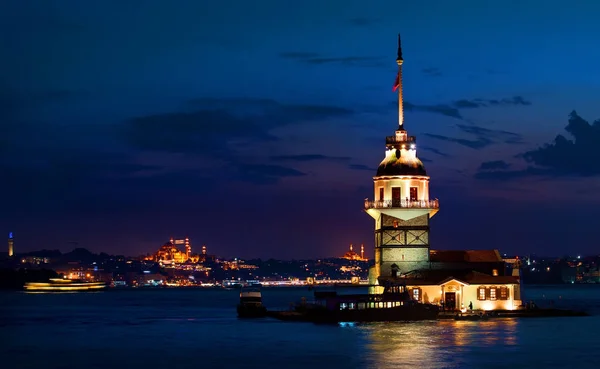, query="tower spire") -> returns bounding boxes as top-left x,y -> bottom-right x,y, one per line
393,33 -> 404,130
